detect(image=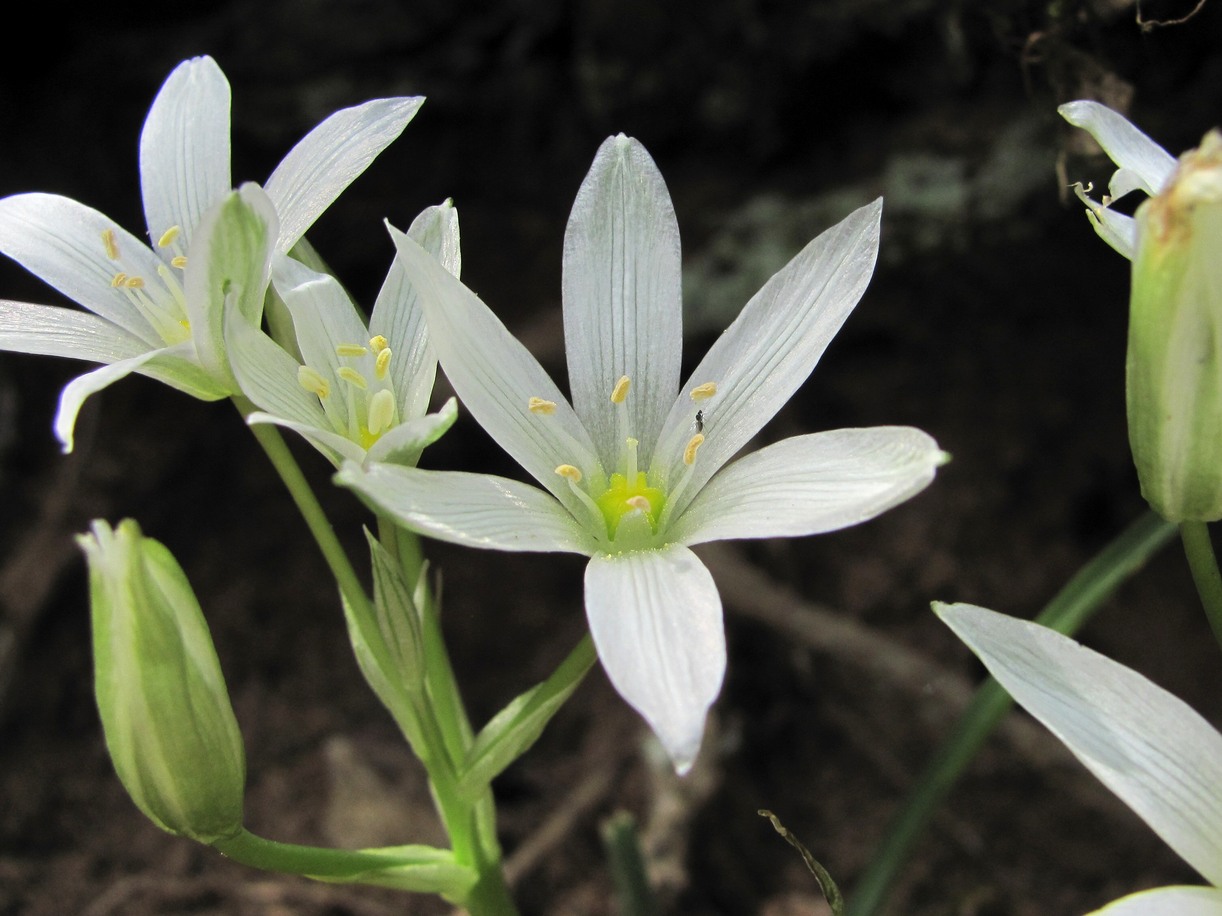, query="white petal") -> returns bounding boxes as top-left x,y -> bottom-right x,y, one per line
0,300 -> 150,363
1088,207 -> 1138,260
1090,886 -> 1222,915
372,202 -> 461,421
335,462 -> 599,555
365,397 -> 458,466
139,56 -> 232,251
937,603 -> 1222,888
653,198 -> 883,510
227,309 -> 330,431
671,427 -> 944,545
585,544 -> 724,773
245,412 -> 364,468
1059,101 -> 1177,197
52,347 -> 174,453
387,227 -> 600,513
265,97 -> 424,253
0,193 -> 164,344
562,135 -> 682,468
182,185 -> 276,385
